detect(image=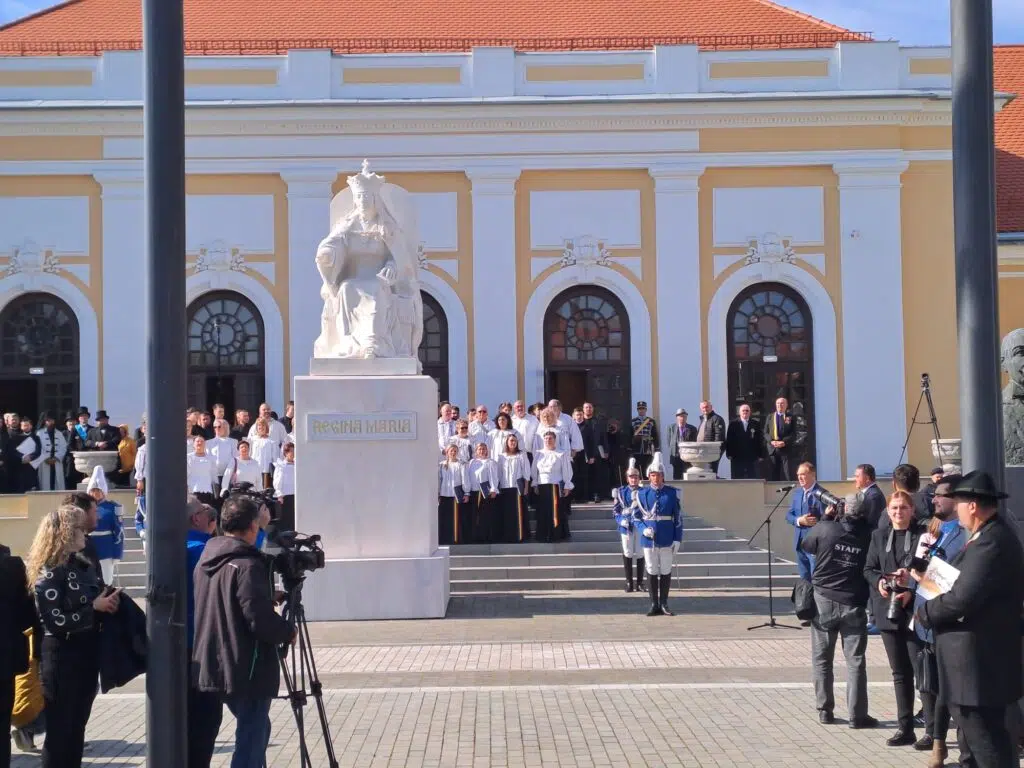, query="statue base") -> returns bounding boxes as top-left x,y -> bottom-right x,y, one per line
309,357 -> 420,377
683,466 -> 717,482
294,370 -> 449,621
